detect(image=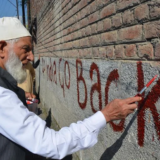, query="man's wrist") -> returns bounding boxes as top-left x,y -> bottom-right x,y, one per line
101,110 -> 111,123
